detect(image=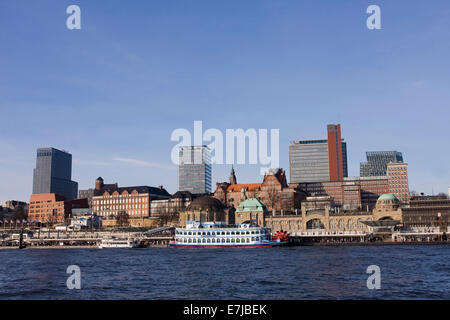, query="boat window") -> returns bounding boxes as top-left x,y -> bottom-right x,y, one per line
246,238 -> 250,243
212,239 -> 215,243
207,232 -> 210,236
231,231 -> 235,235
226,231 -> 230,235
202,232 -> 206,236
188,232 -> 192,235
212,232 -> 215,236
231,238 -> 235,243
207,239 -> 211,243
236,238 -> 240,243
246,231 -> 250,235
226,238 -> 230,243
